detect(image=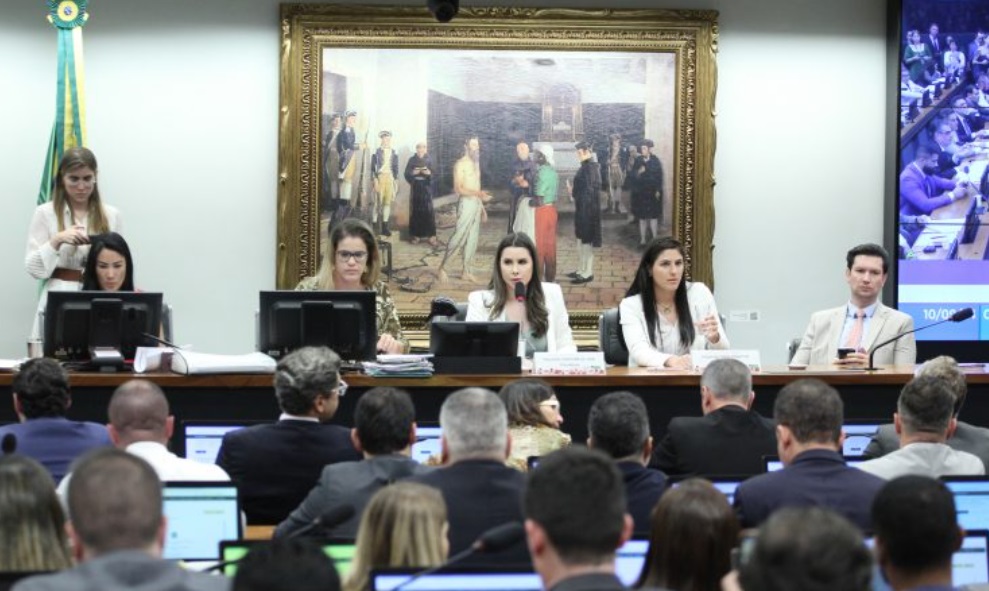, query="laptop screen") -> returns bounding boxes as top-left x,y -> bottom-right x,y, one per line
411,426 -> 443,464
842,421 -> 882,456
372,570 -> 541,591
671,478 -> 742,505
763,456 -> 867,473
945,478 -> 989,531
219,540 -> 356,577
181,421 -> 265,465
615,538 -> 649,585
162,482 -> 241,561
866,530 -> 989,588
